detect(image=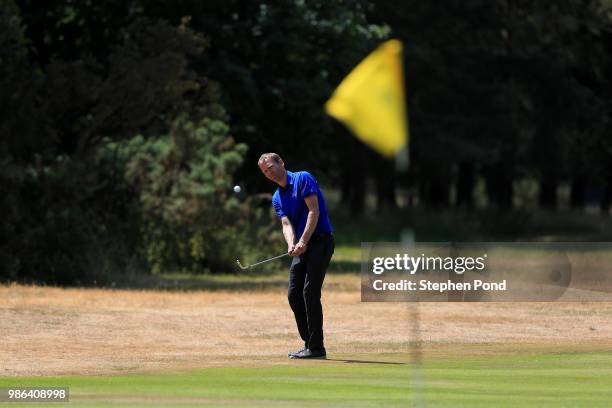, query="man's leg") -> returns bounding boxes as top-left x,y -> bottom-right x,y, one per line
288,256 -> 309,348
303,235 -> 335,351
